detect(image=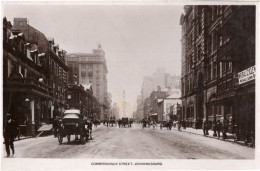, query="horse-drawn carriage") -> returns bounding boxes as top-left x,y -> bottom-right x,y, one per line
121,117 -> 130,127
57,109 -> 90,145
160,120 -> 173,130
109,116 -> 116,127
